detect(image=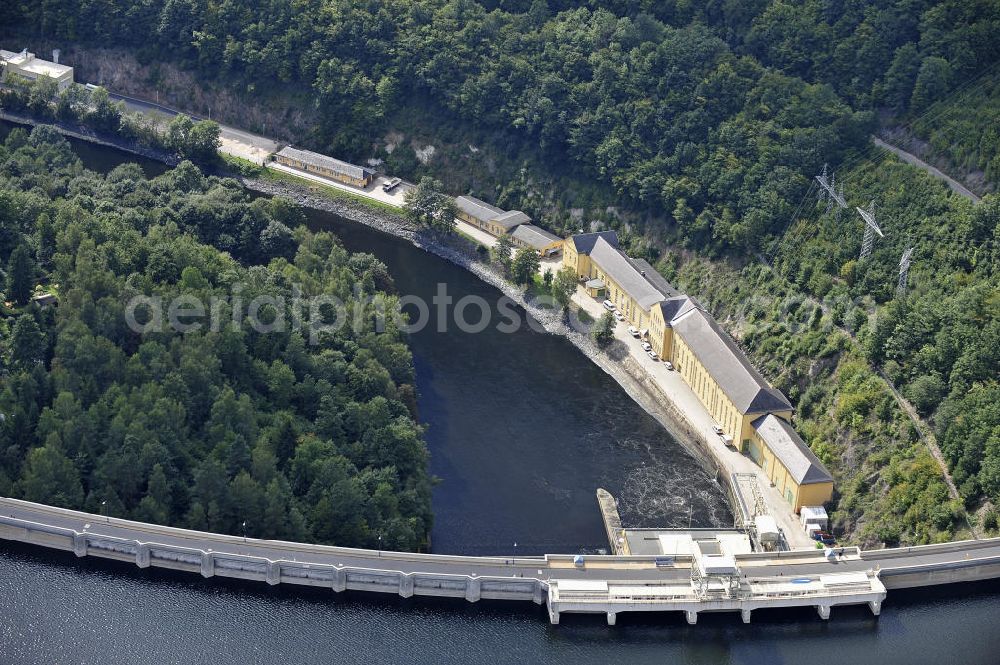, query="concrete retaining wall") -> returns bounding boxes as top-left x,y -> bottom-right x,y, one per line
879,555 -> 1000,589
